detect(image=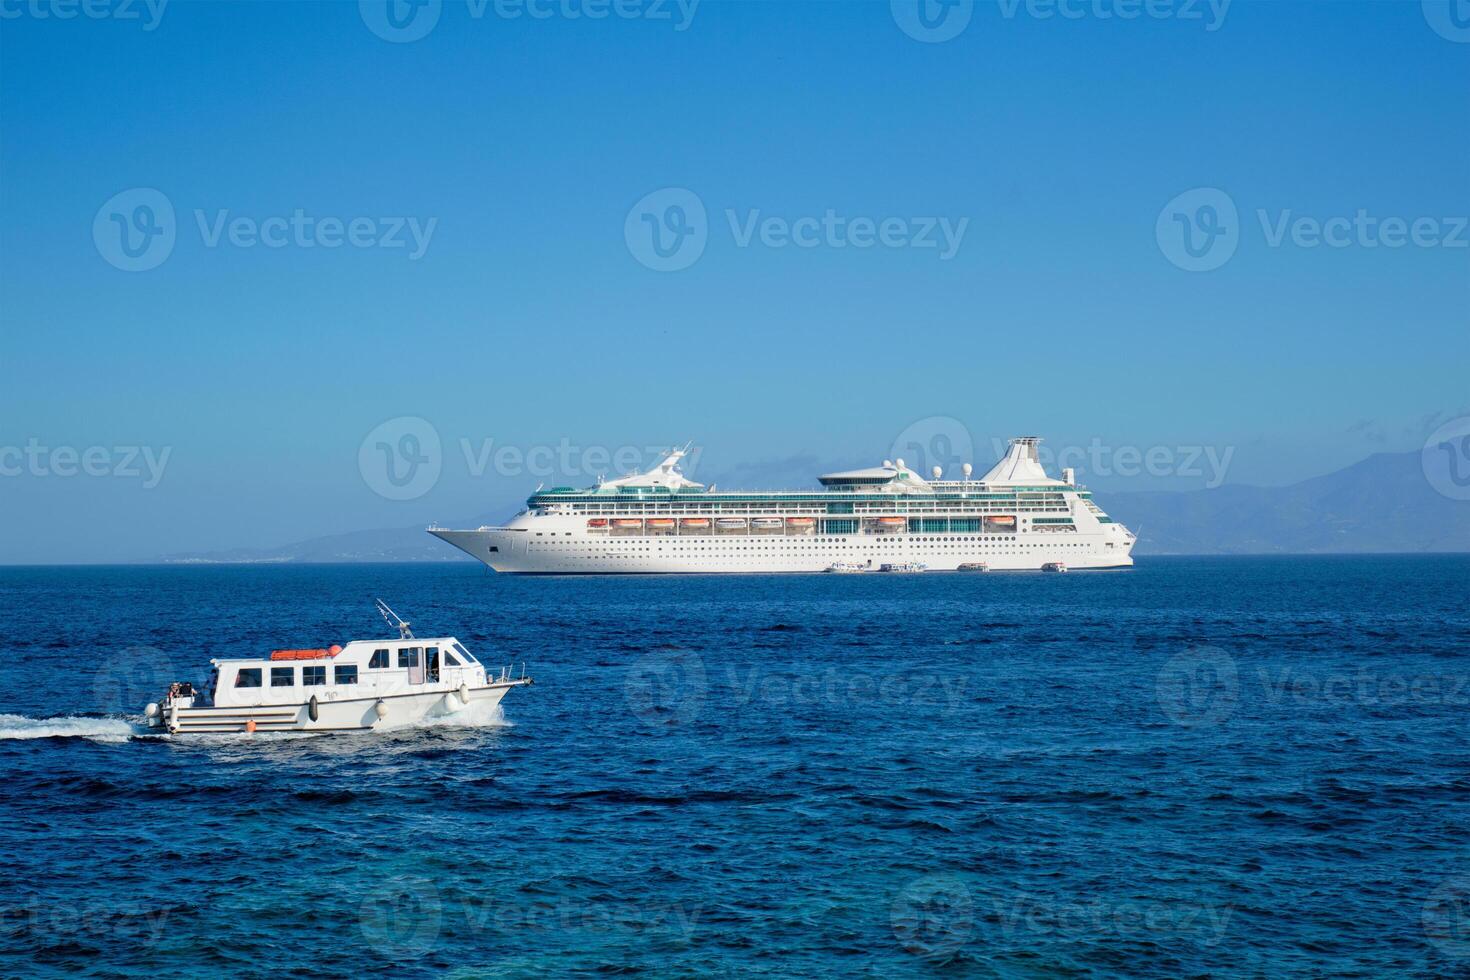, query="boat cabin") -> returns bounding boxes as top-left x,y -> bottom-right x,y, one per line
205,636 -> 489,709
